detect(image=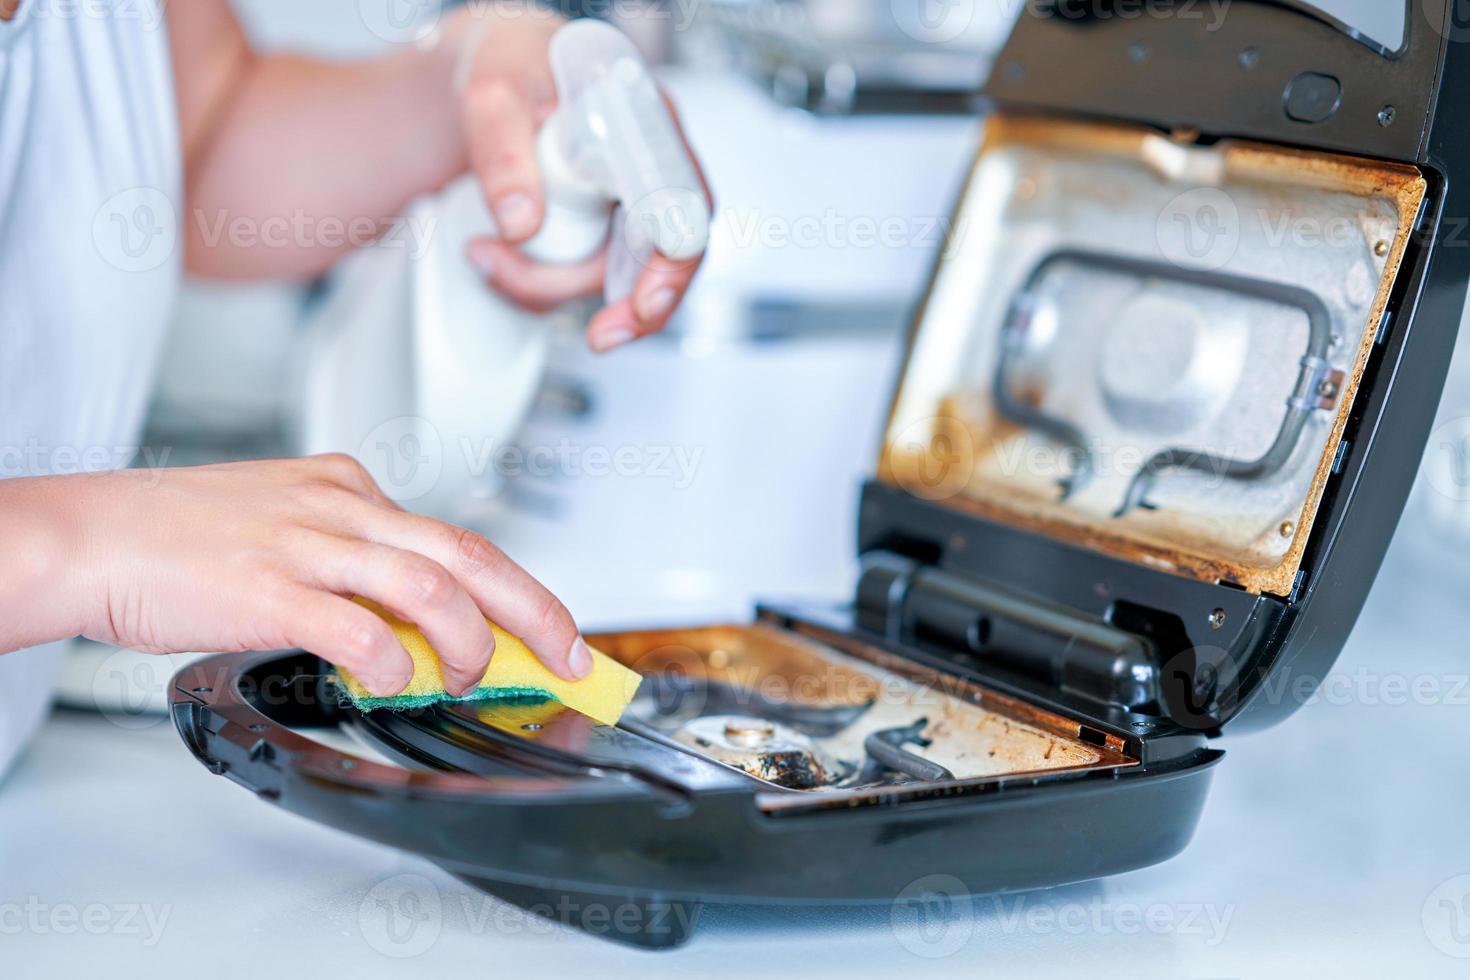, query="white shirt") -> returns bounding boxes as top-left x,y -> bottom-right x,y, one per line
0,0 -> 180,780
